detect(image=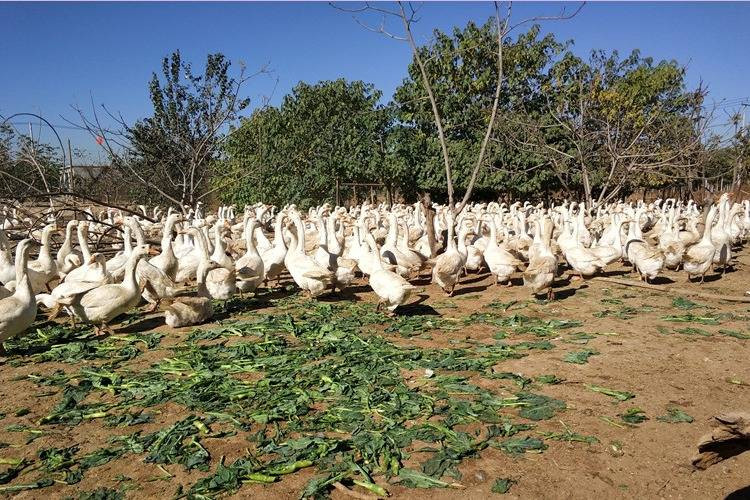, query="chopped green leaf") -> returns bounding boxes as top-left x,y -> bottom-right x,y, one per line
656,407 -> 694,423
672,297 -> 699,310
491,478 -> 516,494
719,330 -> 750,340
586,385 -> 635,401
619,407 -> 648,425
564,349 -> 599,364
